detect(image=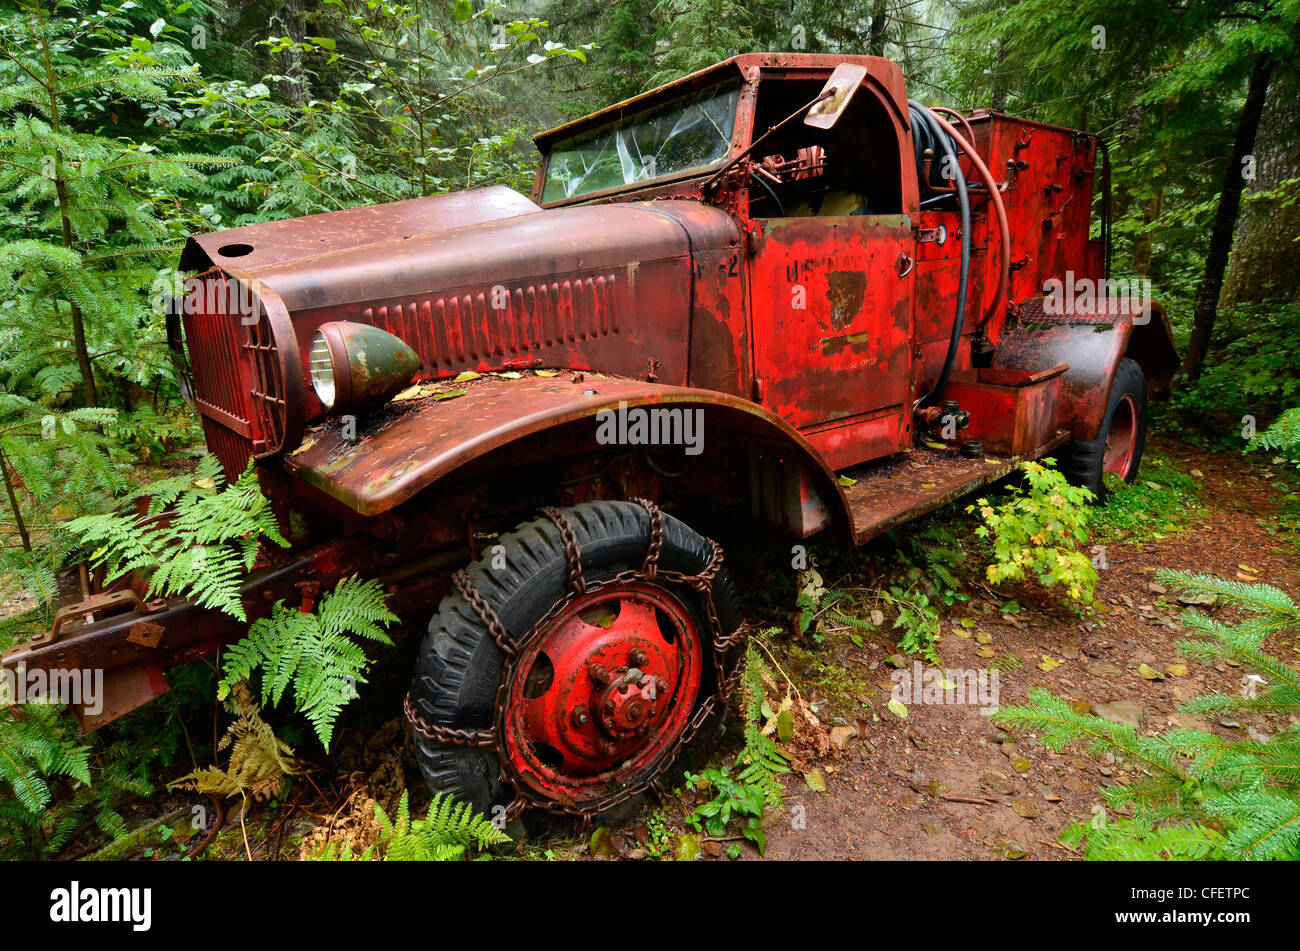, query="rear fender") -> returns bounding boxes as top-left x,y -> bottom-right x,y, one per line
992,297 -> 1178,441
282,376 -> 846,537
